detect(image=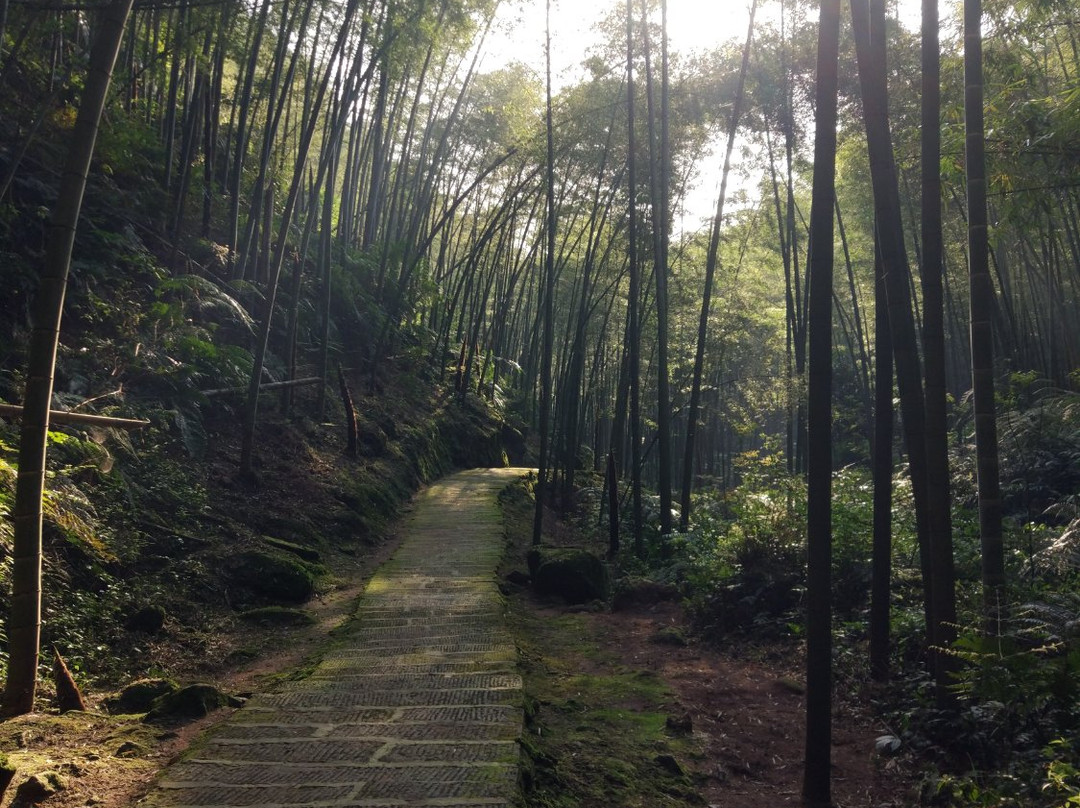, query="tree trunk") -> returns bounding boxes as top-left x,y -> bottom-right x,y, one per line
850,0 -> 947,696
964,0 -> 1006,626
626,0 -> 644,558
238,0 -> 371,478
918,0 -> 959,694
3,0 -> 134,718
870,249 -> 893,682
639,0 -> 673,537
337,365 -> 358,459
227,0 -> 272,267
532,0 -> 556,547
803,0 -> 840,803
607,450 -> 620,558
